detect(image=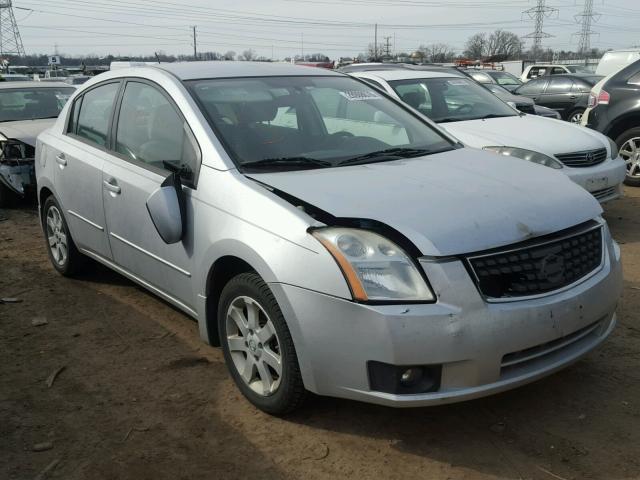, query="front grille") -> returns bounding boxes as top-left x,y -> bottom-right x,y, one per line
467,223 -> 603,299
592,186 -> 617,201
517,104 -> 536,115
555,148 -> 607,167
